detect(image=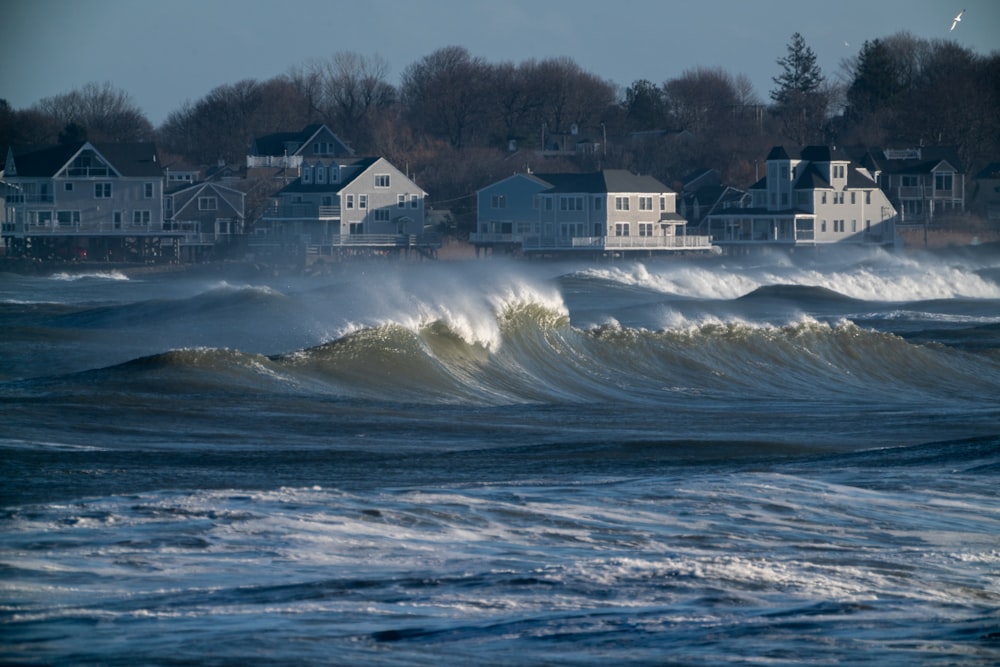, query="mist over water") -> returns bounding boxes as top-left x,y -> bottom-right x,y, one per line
2,248 -> 1000,665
